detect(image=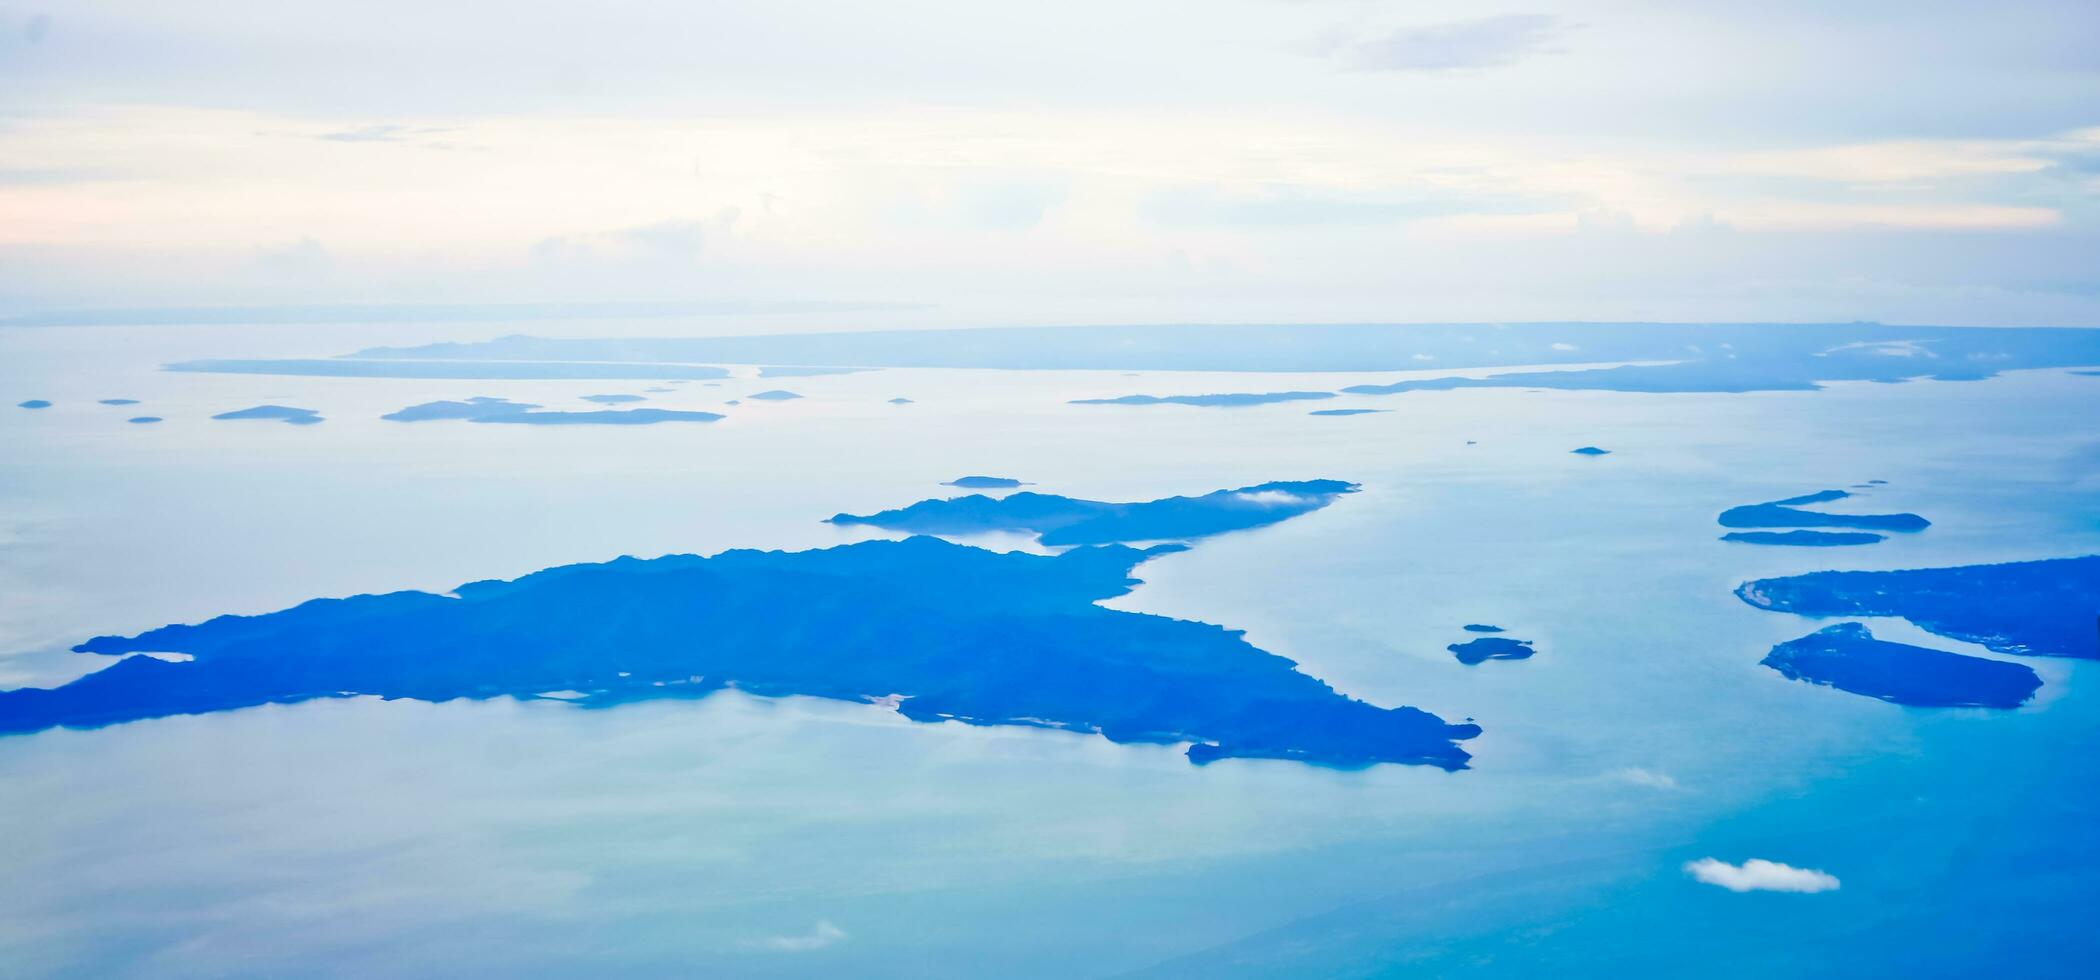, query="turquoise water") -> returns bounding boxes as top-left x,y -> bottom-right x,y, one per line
1,322 -> 2096,976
